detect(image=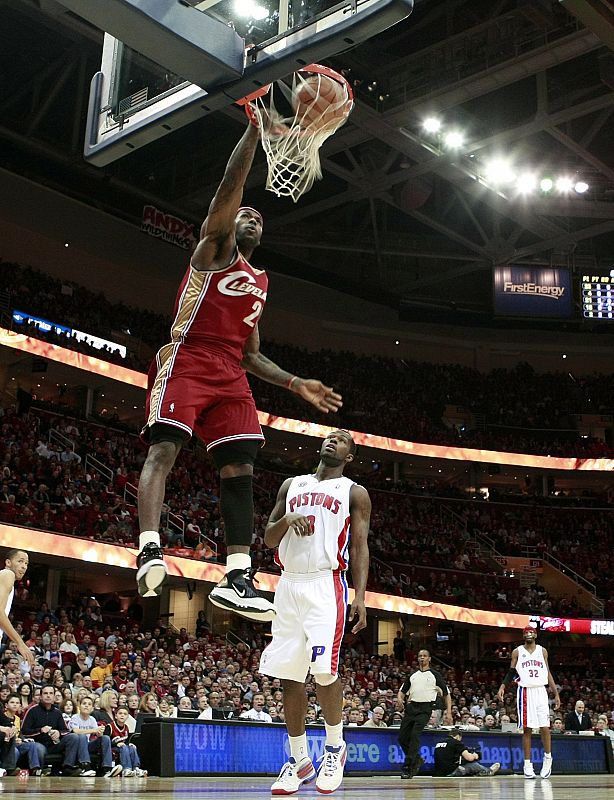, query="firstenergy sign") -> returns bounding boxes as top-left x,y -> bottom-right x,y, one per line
502,281 -> 566,299
494,266 -> 572,318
